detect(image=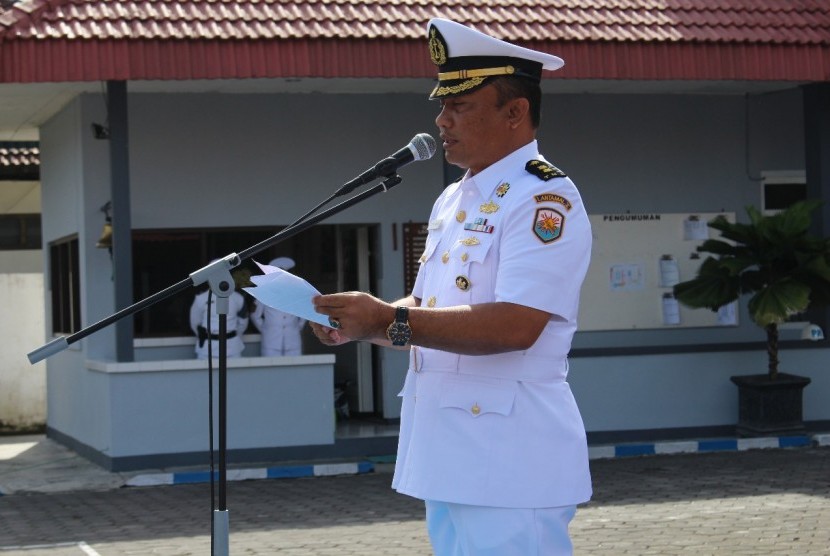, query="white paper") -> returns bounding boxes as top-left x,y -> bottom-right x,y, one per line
683,218 -> 709,241
717,302 -> 738,325
662,294 -> 680,325
659,256 -> 680,287
609,263 -> 645,292
243,261 -> 331,327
